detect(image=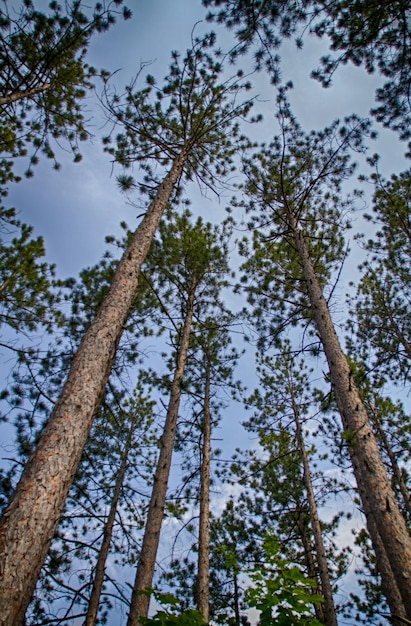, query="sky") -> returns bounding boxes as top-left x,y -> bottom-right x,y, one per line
2,1 -> 410,624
